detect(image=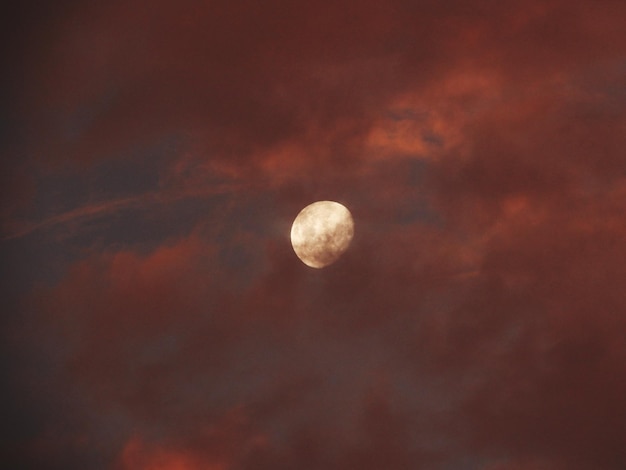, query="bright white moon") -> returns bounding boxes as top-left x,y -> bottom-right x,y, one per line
290,201 -> 354,268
